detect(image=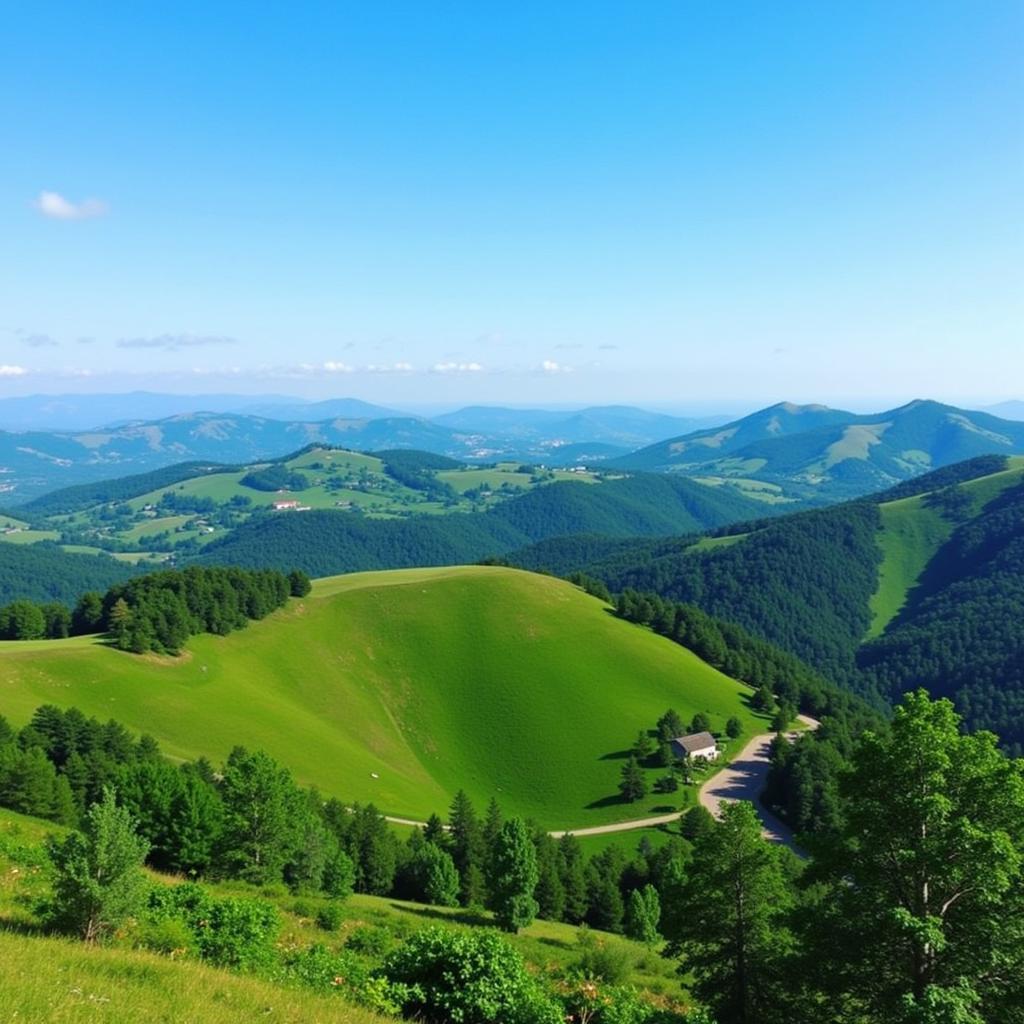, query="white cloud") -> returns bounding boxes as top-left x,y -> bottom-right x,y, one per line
0,365 -> 28,377
541,359 -> 572,373
33,190 -> 109,221
117,334 -> 237,351
432,361 -> 484,374
323,361 -> 355,373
